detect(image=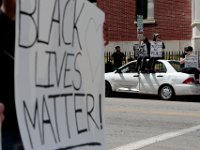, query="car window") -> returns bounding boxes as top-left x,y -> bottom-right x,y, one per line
154,61 -> 167,73
120,61 -> 137,73
168,61 -> 182,72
